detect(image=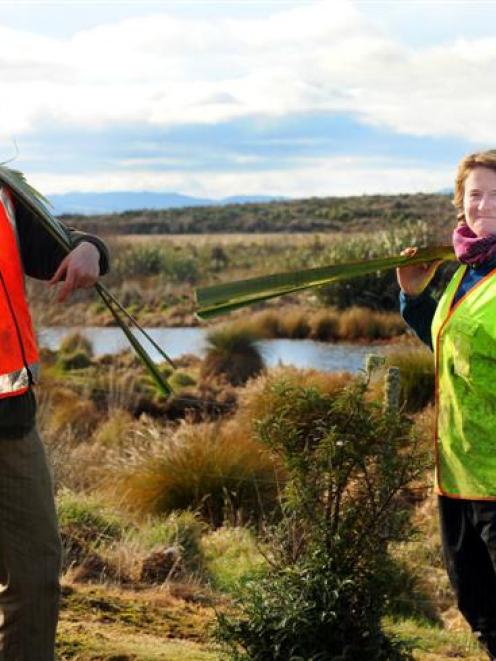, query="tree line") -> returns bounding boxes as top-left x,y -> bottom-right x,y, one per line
61,192 -> 454,240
